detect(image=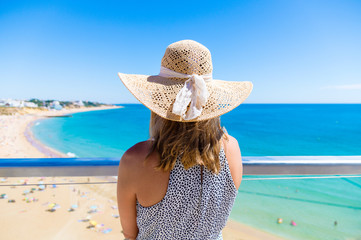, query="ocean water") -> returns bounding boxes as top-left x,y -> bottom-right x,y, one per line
31,104 -> 361,239
32,105 -> 150,158
32,104 -> 361,158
